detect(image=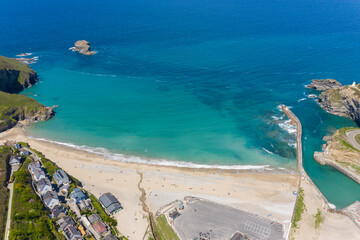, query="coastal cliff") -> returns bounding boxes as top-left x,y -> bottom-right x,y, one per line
0,56 -> 38,93
314,127 -> 360,184
307,79 -> 360,124
0,55 -> 56,132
